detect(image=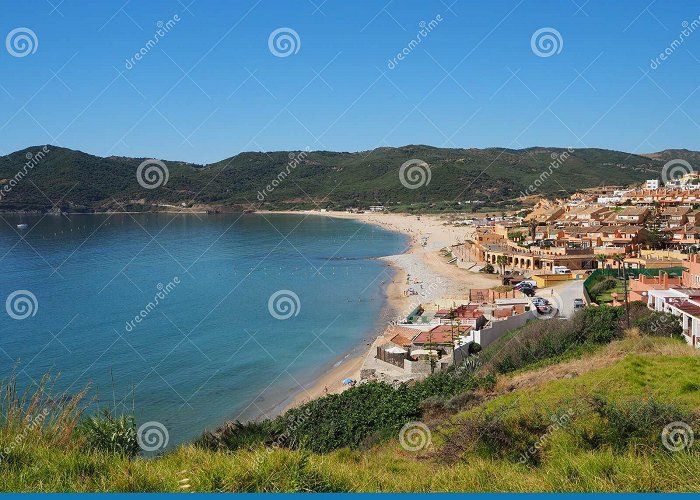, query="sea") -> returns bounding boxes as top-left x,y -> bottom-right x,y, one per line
0,213 -> 407,449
